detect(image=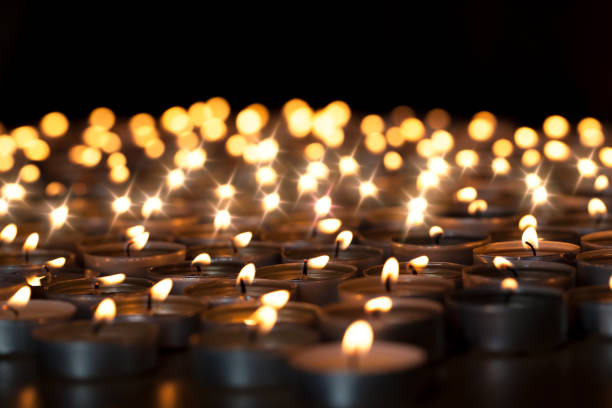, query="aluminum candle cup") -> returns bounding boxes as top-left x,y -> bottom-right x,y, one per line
0,264 -> 99,298
473,240 -> 580,264
431,208 -> 519,234
281,245 -> 384,273
172,224 -> 237,247
201,301 -> 322,329
115,212 -> 198,235
446,286 -> 567,353
390,231 -> 489,265
490,227 -> 580,245
0,299 -> 76,355
540,213 -> 612,236
0,249 -> 75,268
184,278 -> 297,308
191,325 -> 320,388
363,262 -> 463,288
569,285 -> 612,337
289,341 -> 427,408
115,295 -> 204,348
83,241 -> 186,277
46,278 -> 153,317
357,227 -> 403,258
75,232 -> 173,257
581,230 -> 612,251
186,242 -> 281,267
338,276 -> 455,303
33,320 -> 158,380
463,261 -> 576,290
321,298 -> 444,359
254,263 -> 358,305
576,250 -> 612,285
148,260 -> 244,294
